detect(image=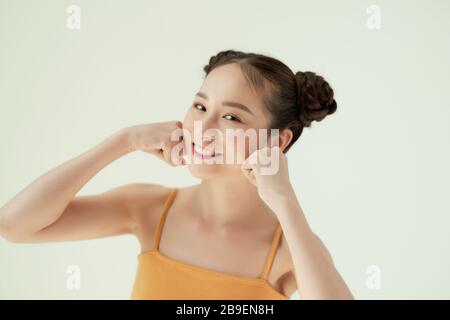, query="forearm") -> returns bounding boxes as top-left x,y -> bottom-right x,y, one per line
271,188 -> 354,300
0,128 -> 133,236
